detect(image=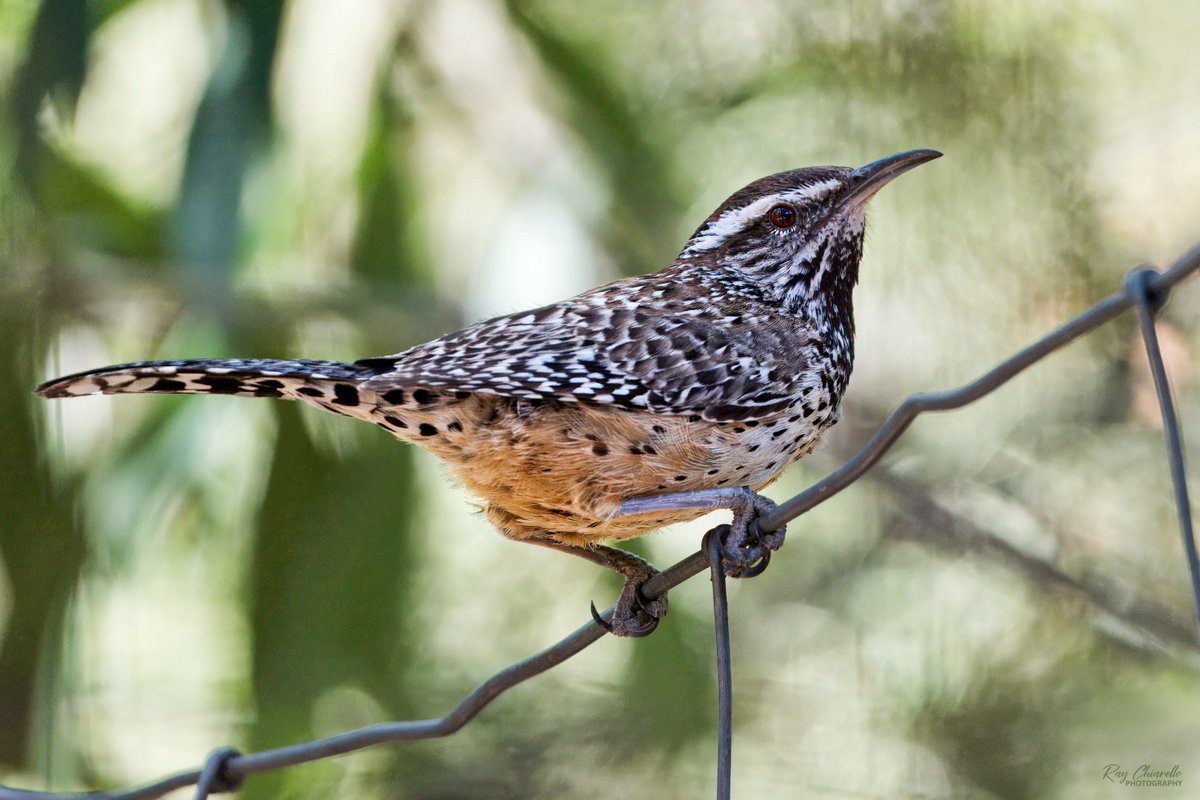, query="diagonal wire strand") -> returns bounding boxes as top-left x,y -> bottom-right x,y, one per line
758,243 -> 1200,532
1,243 -> 1198,800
